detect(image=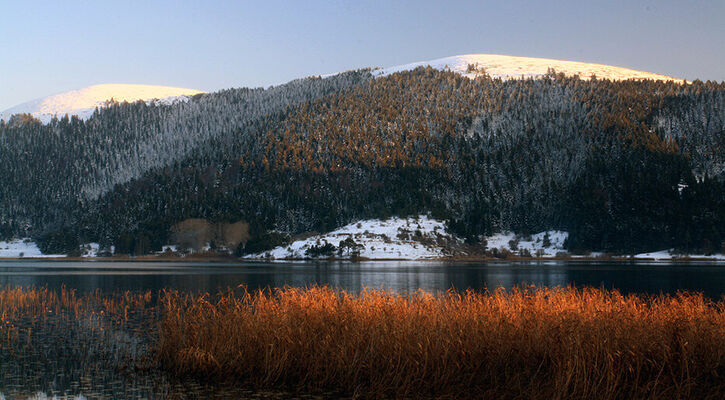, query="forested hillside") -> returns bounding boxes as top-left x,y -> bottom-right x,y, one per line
1,68 -> 723,256
0,71 -> 369,242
